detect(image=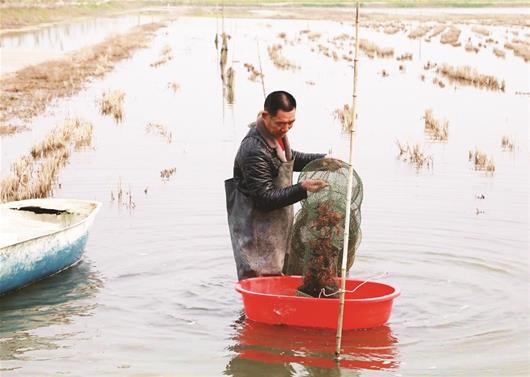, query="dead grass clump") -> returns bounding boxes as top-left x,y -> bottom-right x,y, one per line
424,109 -> 448,141
440,27 -> 461,47
504,40 -> 530,62
424,61 -> 437,70
408,26 -> 431,39
501,136 -> 514,151
0,124 -> 29,136
151,44 -> 173,68
493,48 -> 506,58
472,26 -> 490,37
397,53 -> 413,61
468,149 -> 495,173
381,69 -> 389,77
465,42 -> 480,53
432,77 -> 446,88
168,82 -> 180,92
160,167 -> 176,181
220,33 -> 229,75
225,66 -> 235,104
333,104 -> 353,132
243,63 -> 264,82
396,141 -> 433,170
0,22 -> 165,125
359,39 -> 394,59
429,24 -> 446,38
437,64 -> 505,92
267,44 -> 299,70
99,90 -> 125,123
0,118 -> 93,203
306,32 -> 321,42
146,122 -> 172,144
384,24 -> 402,34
